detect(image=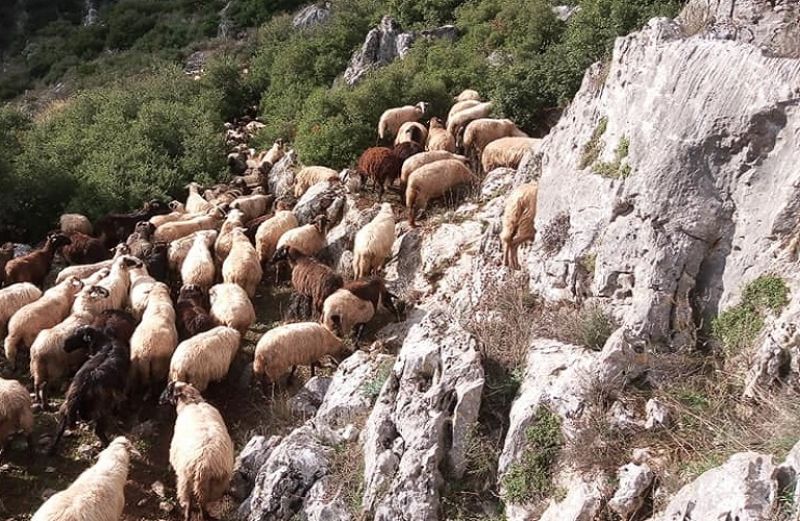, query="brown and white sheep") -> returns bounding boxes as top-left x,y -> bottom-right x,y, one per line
501,181 -> 538,270
5,233 -> 72,287
446,101 -> 493,139
159,381 -> 234,521
378,102 -> 428,141
130,282 -> 178,397
481,137 -> 542,173
32,437 -> 137,521
0,283 -> 42,336
255,210 -> 298,267
71,284 -> 113,319
394,121 -> 428,146
294,166 -> 340,198
426,117 -> 456,152
208,283 -> 256,333
405,159 -> 476,227
4,277 -> 84,369
59,213 -> 93,235
462,118 -> 528,162
321,277 -> 400,340
222,228 -> 263,298
168,326 -> 241,391
182,233 -> 216,291
274,216 -> 327,259
353,202 -> 395,279
0,377 -> 34,457
400,151 -> 468,184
